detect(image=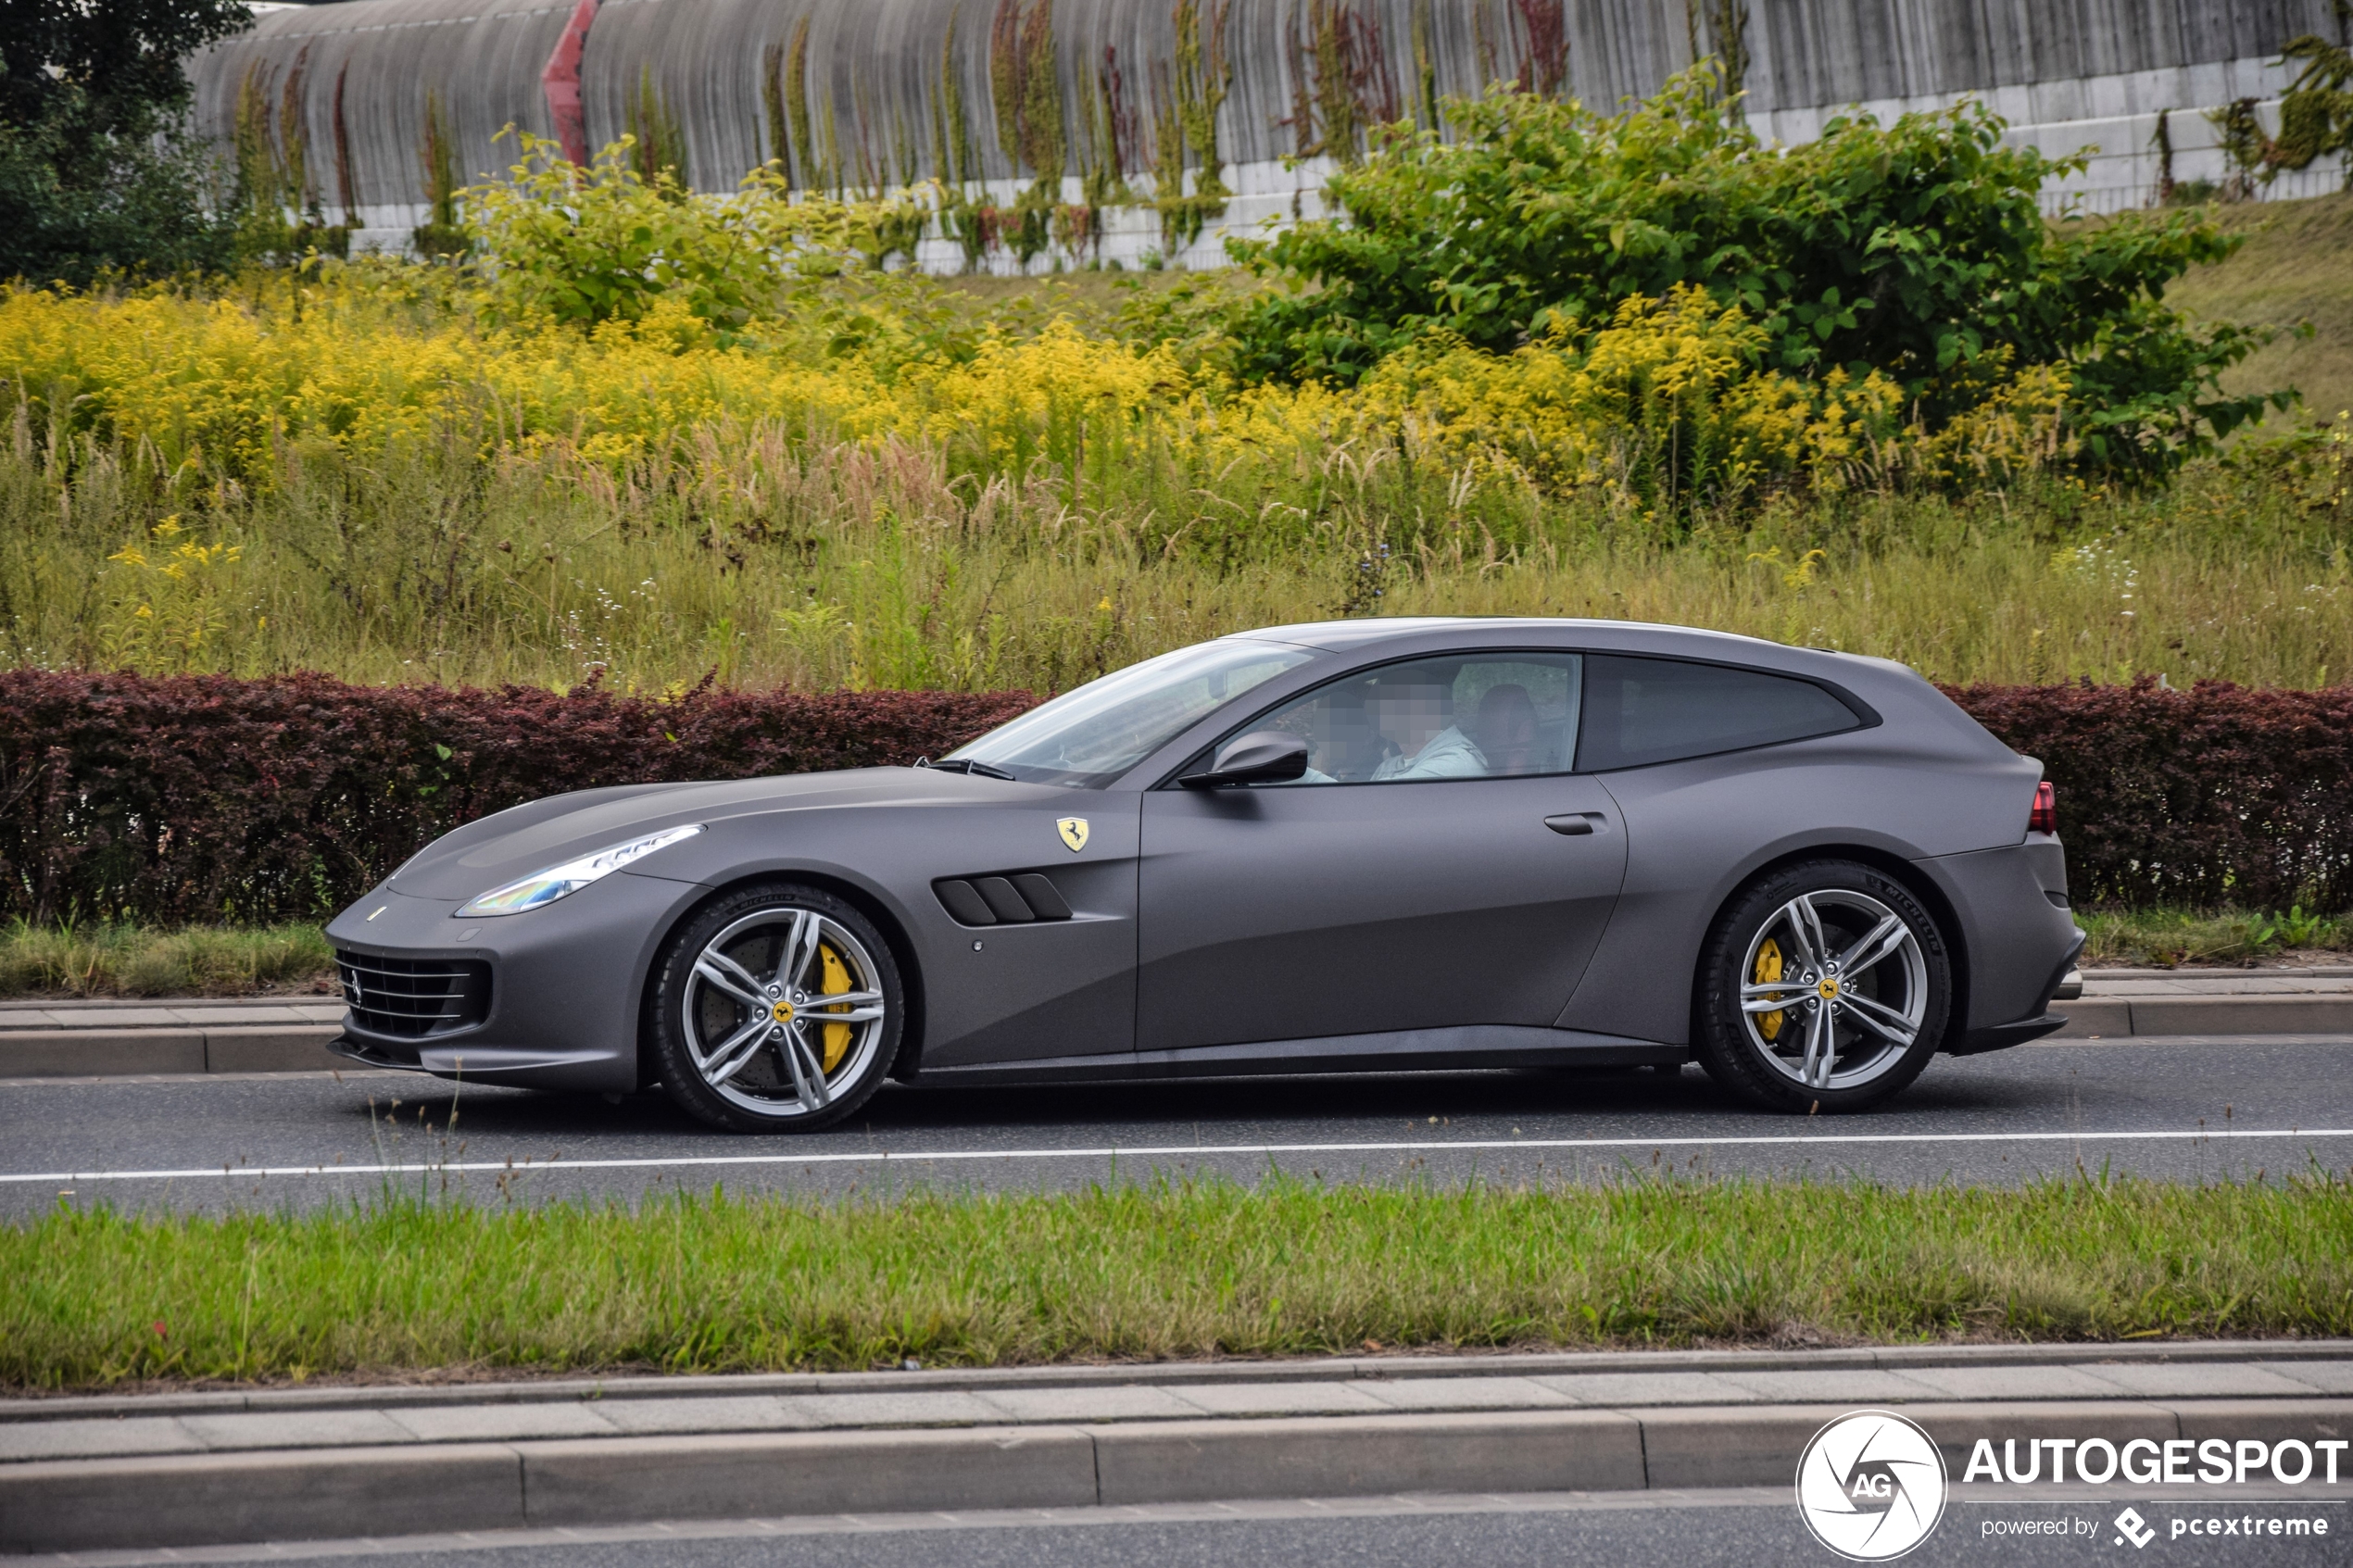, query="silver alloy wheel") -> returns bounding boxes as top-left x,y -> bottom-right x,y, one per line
680,907 -> 889,1117
1736,888 -> 1927,1092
